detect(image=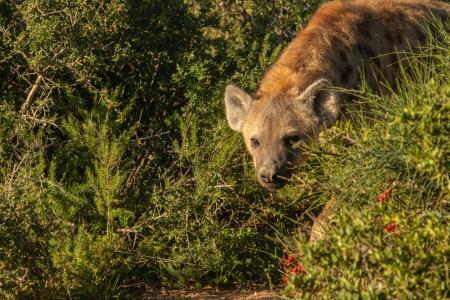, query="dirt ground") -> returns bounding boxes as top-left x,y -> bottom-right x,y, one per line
141,286 -> 283,299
